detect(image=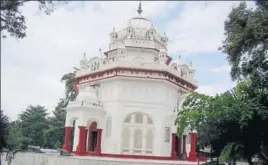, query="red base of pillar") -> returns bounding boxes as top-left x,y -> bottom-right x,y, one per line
76,147 -> 86,155
62,144 -> 69,152
188,151 -> 197,161
171,153 -> 177,160
171,133 -> 177,160
62,126 -> 72,152
76,126 -> 86,156
95,148 -> 100,156
199,156 -> 207,162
